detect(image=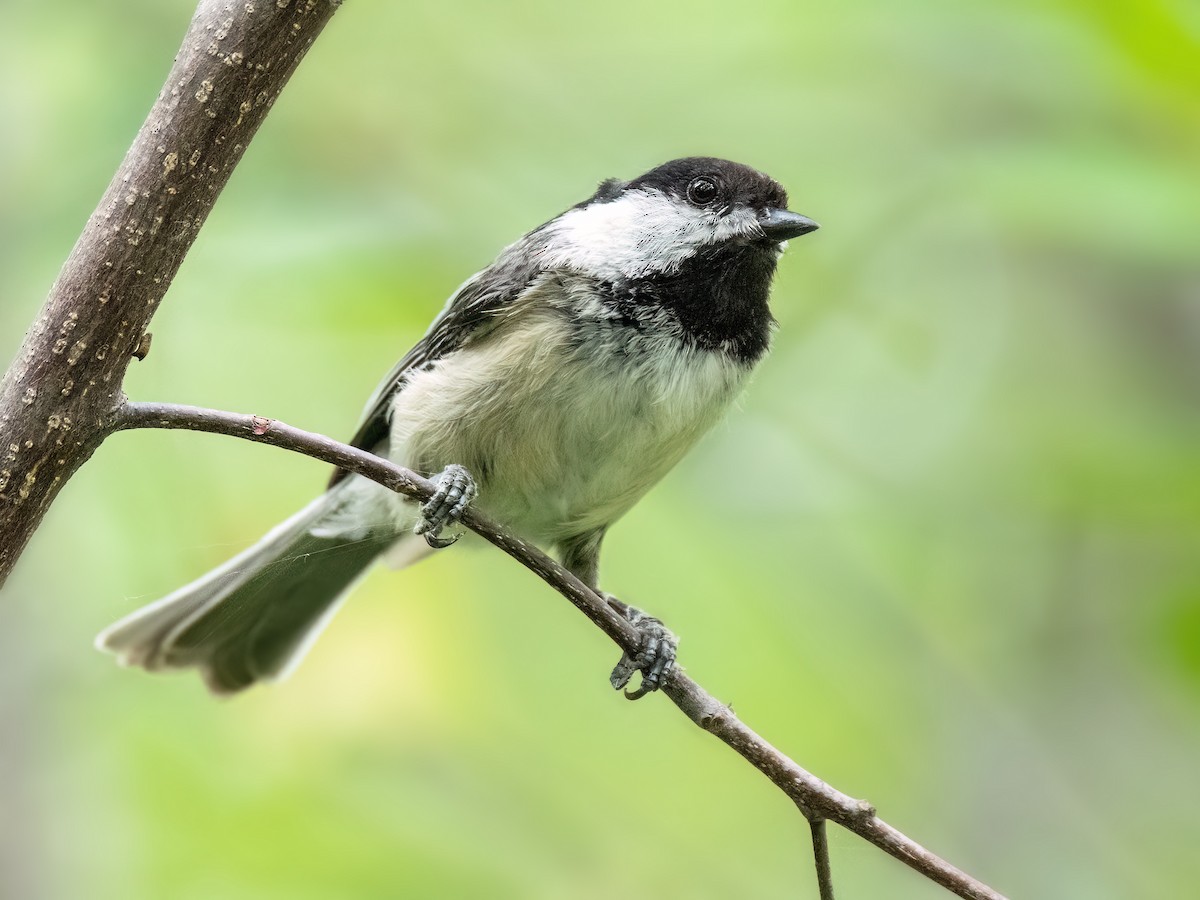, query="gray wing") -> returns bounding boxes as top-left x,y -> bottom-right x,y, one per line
328,240 -> 544,487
